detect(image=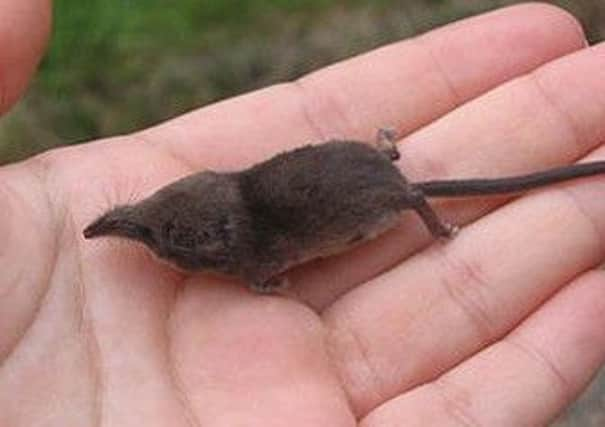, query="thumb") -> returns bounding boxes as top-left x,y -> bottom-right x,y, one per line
0,0 -> 51,114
